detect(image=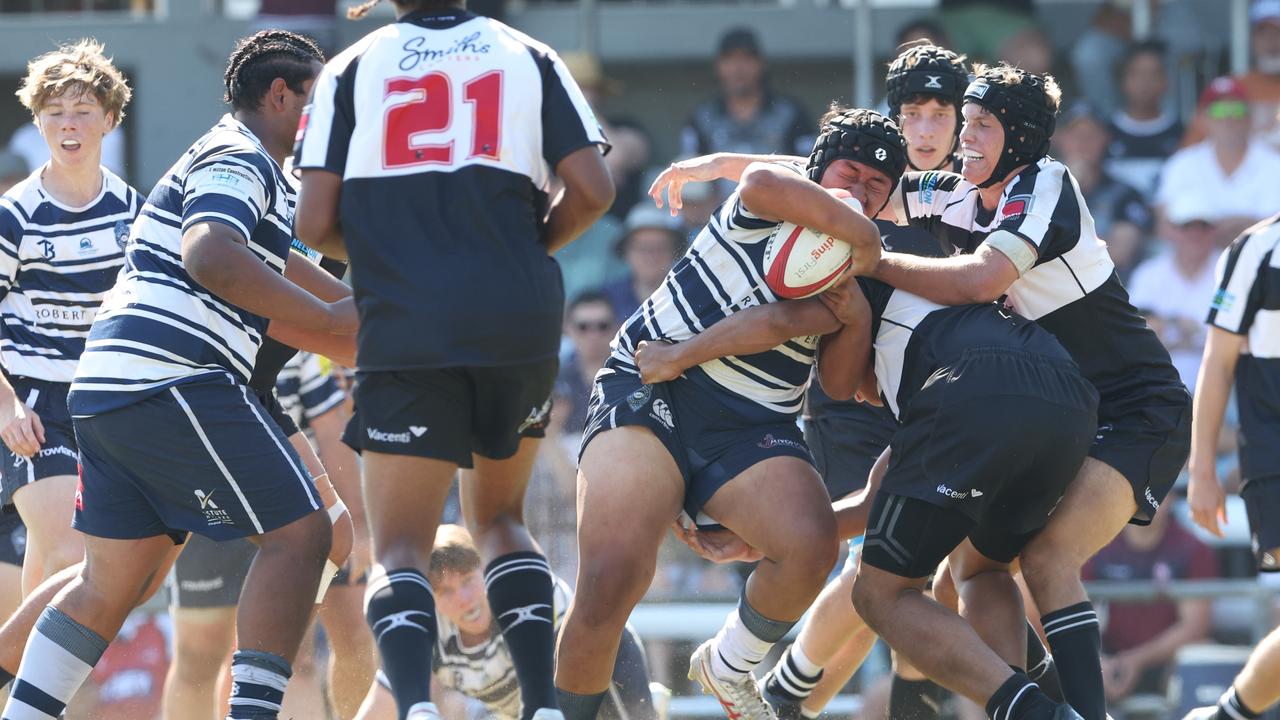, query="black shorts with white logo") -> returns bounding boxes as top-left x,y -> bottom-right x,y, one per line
580,369 -> 812,524
1241,477 -> 1280,572
0,377 -> 80,510
862,349 -> 1097,578
349,360 -> 556,468
0,509 -> 26,567
1089,382 -> 1192,525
